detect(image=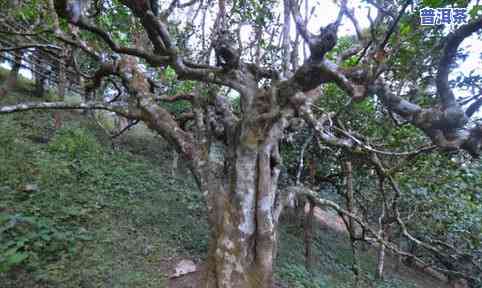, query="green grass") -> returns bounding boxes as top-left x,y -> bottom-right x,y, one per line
0,75 -> 442,288
0,94 -> 206,287
275,220 -> 422,288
